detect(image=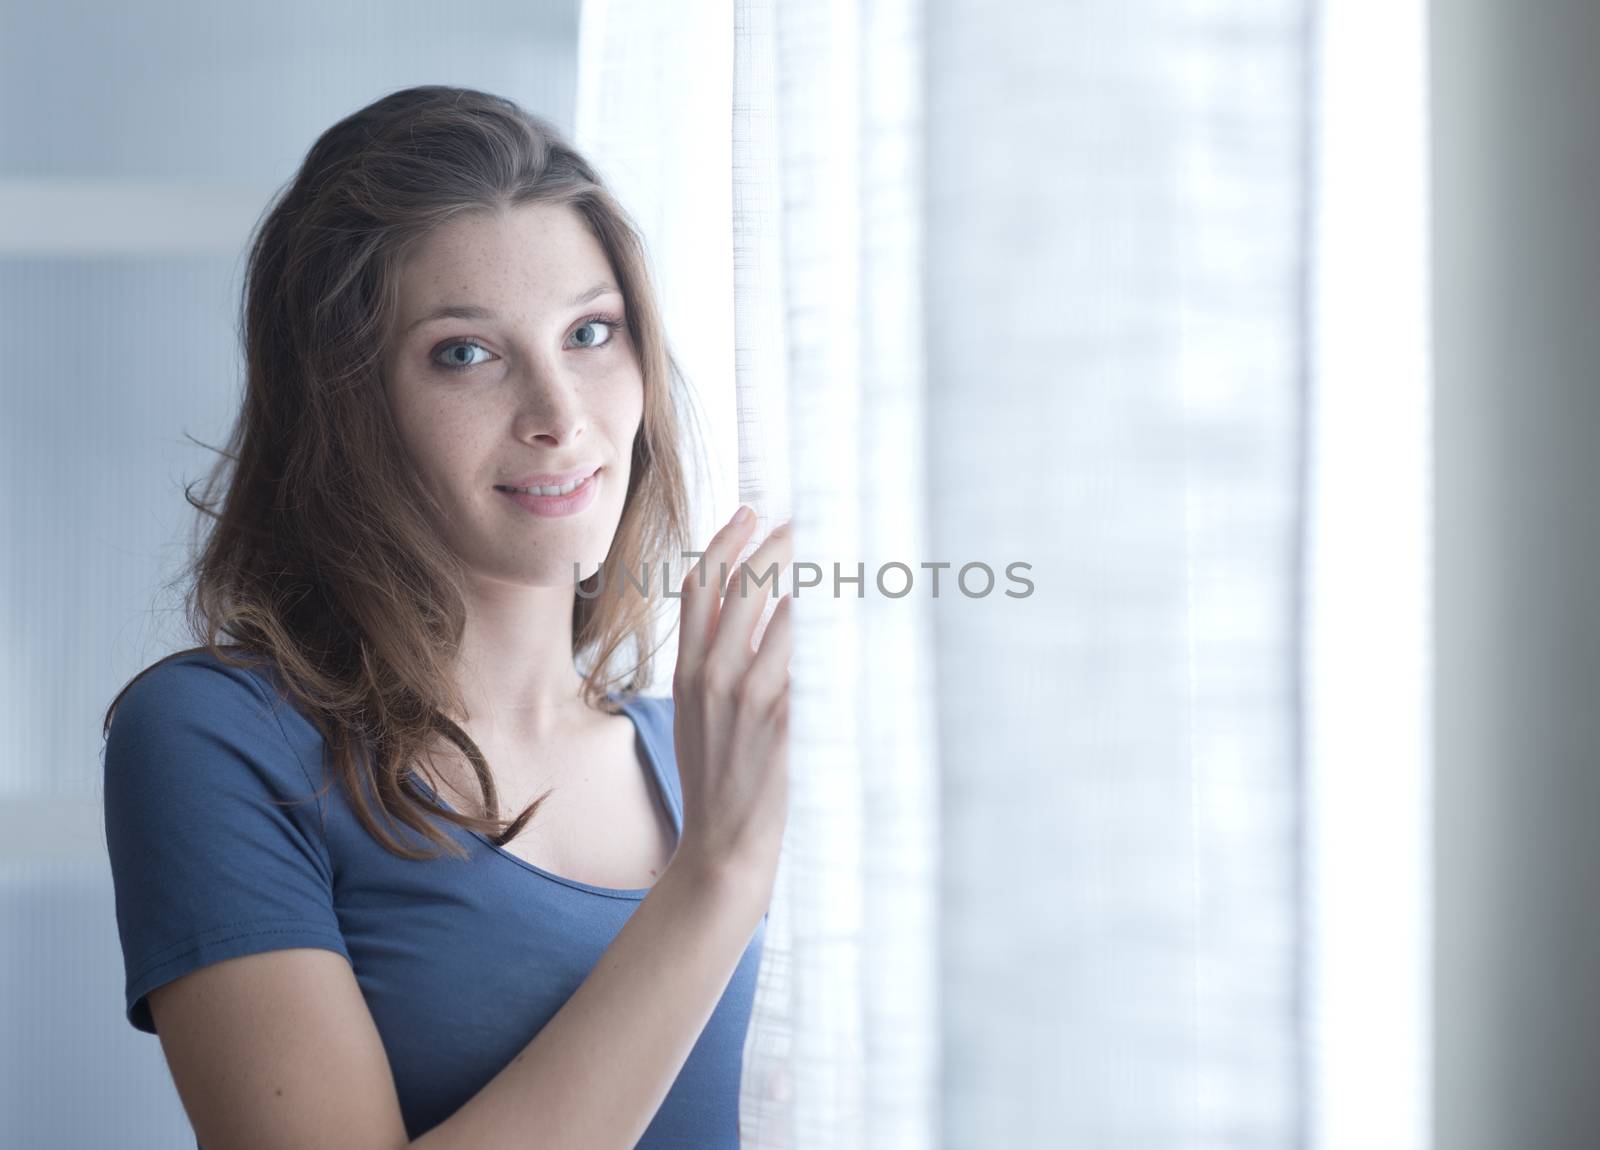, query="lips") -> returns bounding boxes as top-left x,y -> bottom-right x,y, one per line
496,464 -> 601,490
497,467 -> 601,518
